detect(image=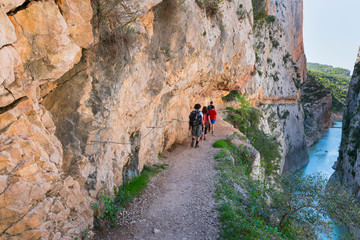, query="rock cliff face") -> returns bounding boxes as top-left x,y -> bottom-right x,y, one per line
301,76 -> 332,146
245,0 -> 308,175
0,0 -> 307,238
330,48 -> 360,237
266,0 -> 306,80
0,1 -> 93,239
331,49 -> 360,198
